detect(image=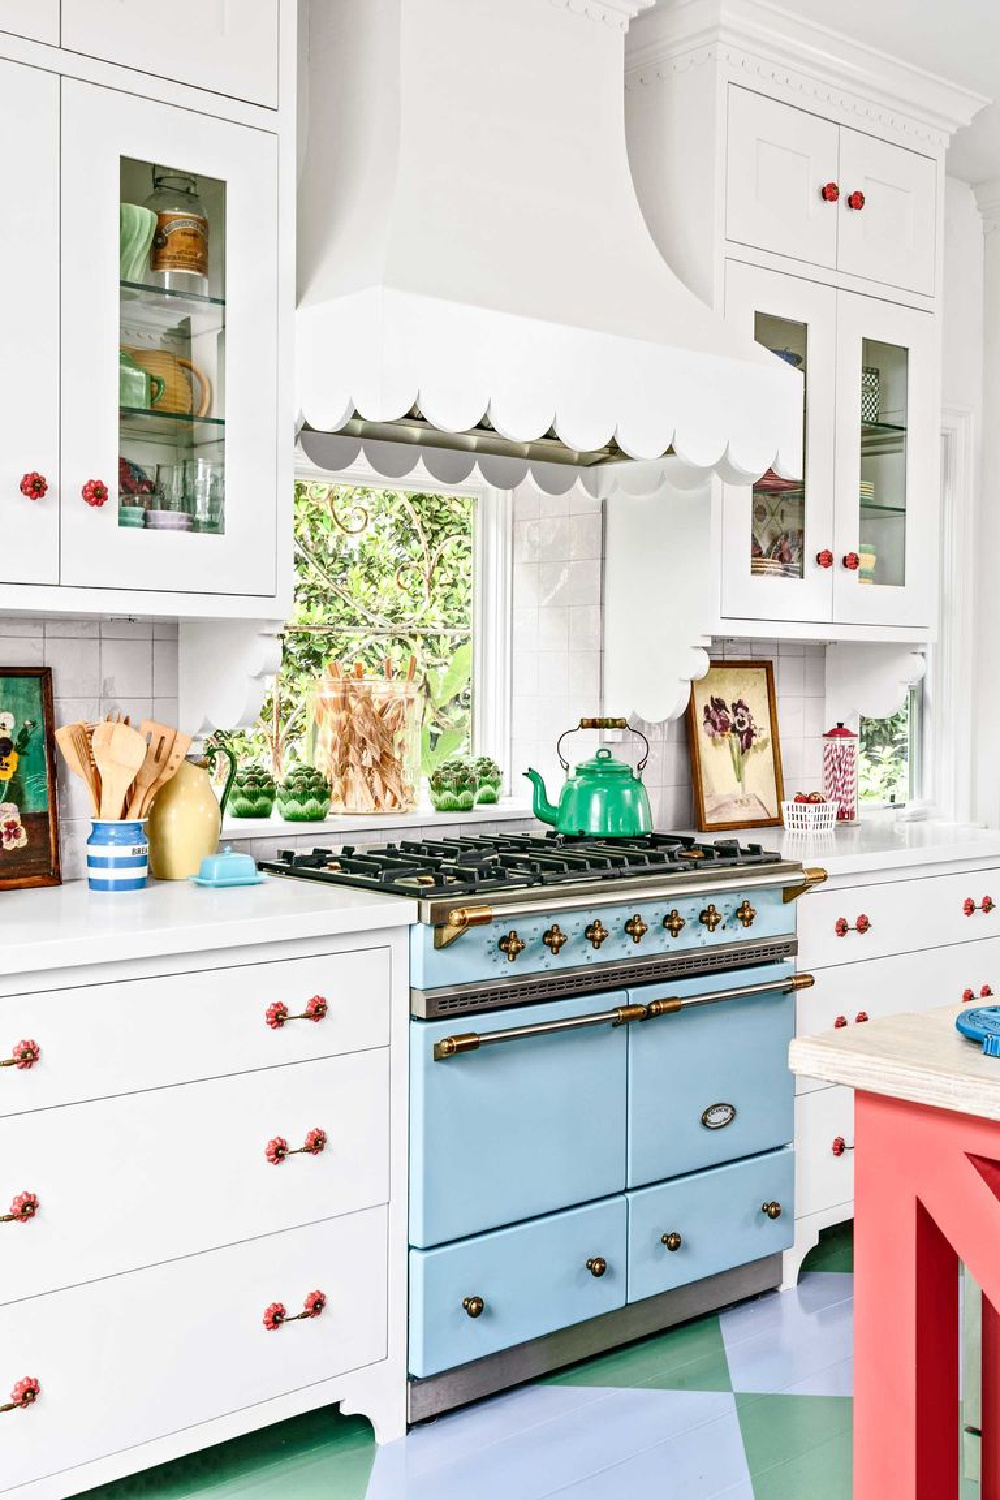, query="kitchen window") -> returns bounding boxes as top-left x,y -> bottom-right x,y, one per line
859,682 -> 925,806
246,477 -> 511,787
